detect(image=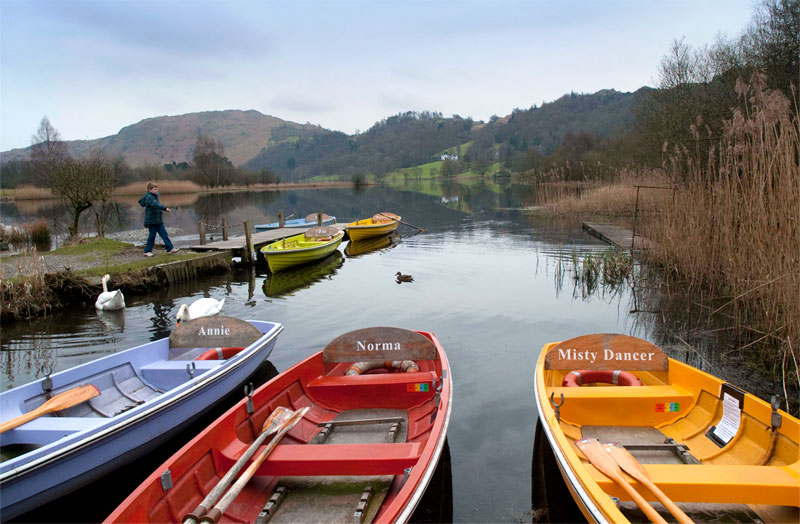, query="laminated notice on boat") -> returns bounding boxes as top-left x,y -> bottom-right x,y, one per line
707,383 -> 745,447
